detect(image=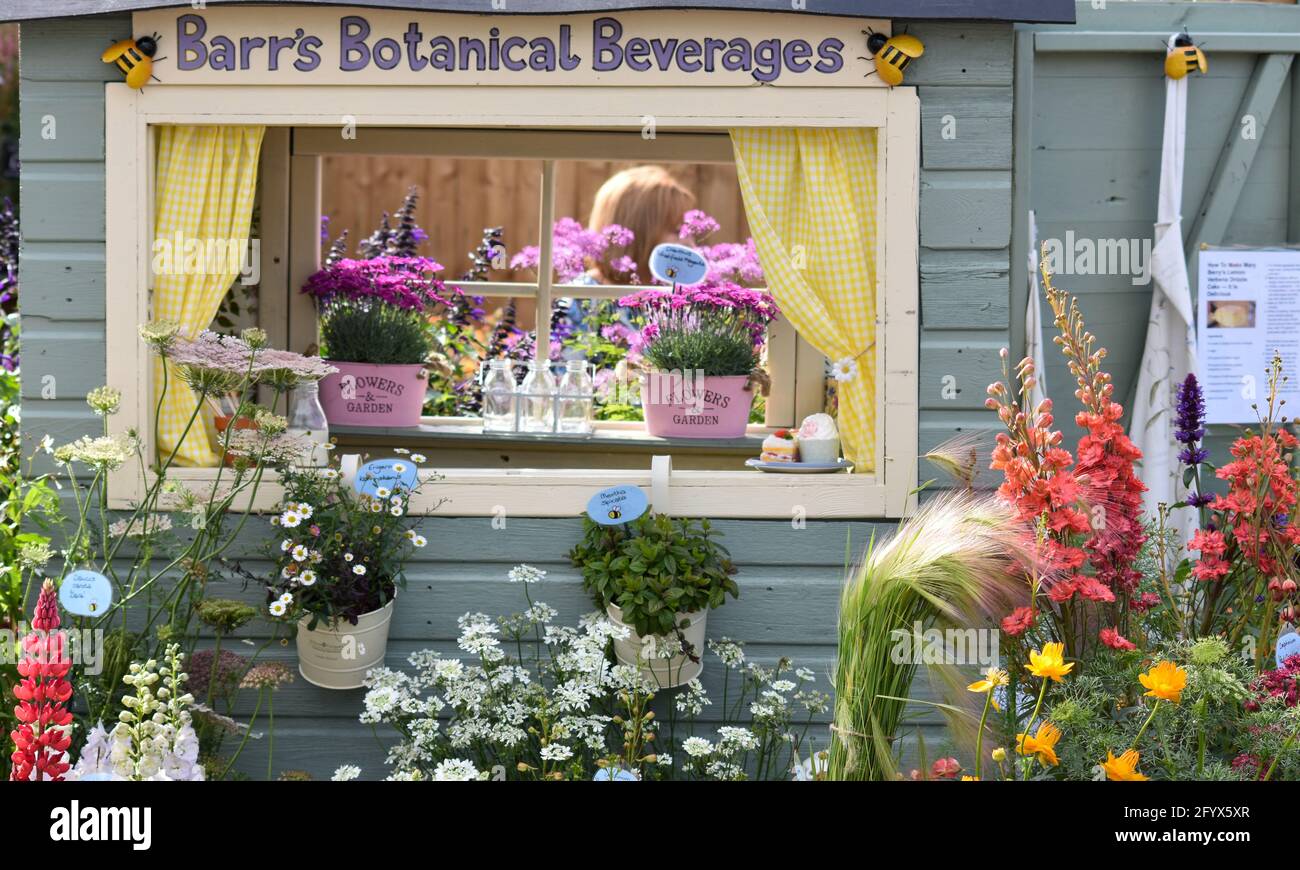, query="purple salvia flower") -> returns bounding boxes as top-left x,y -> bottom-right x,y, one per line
1174,373 -> 1209,466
